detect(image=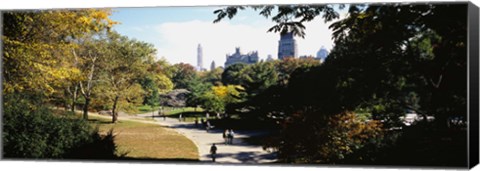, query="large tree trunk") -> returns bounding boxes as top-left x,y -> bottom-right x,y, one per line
64,99 -> 68,111
70,85 -> 78,113
83,97 -> 90,120
112,95 -> 120,123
